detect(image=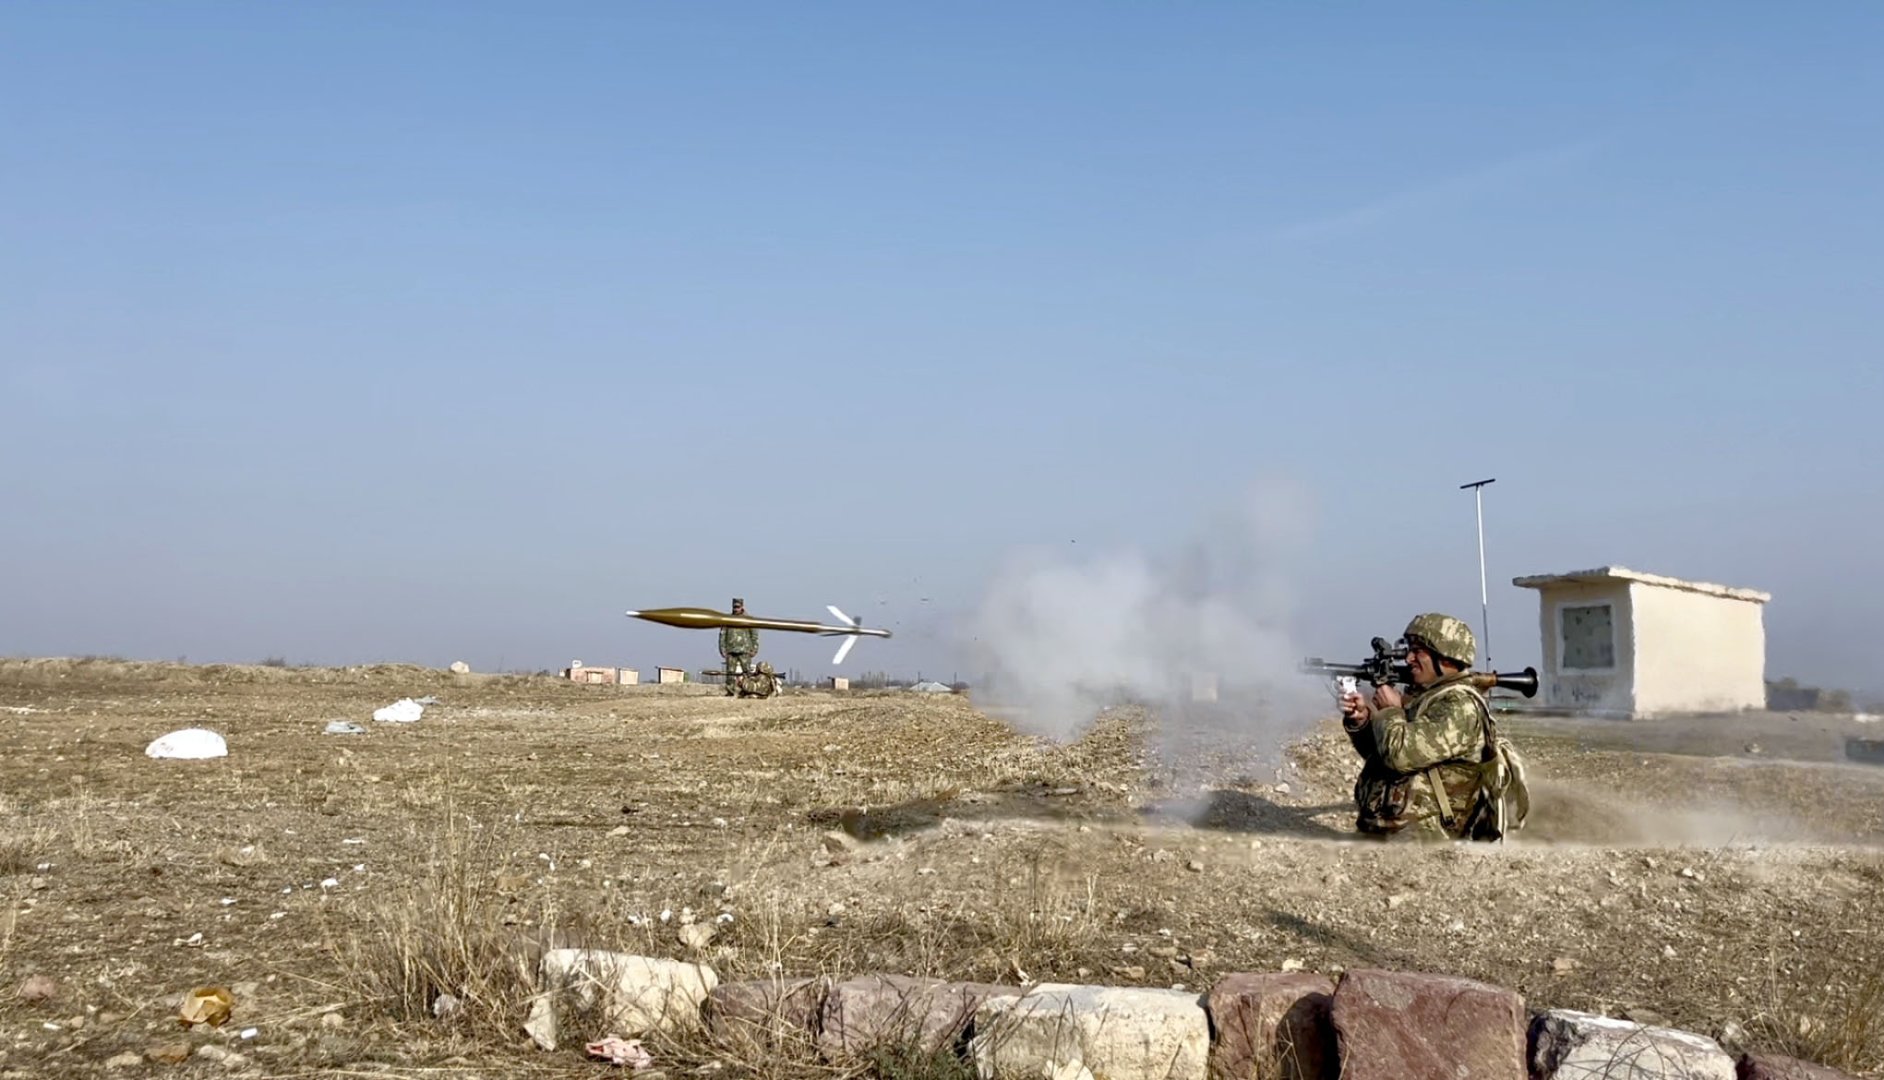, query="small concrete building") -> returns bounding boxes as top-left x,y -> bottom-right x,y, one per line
654,666 -> 687,685
1513,566 -> 1770,718
826,676 -> 849,691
